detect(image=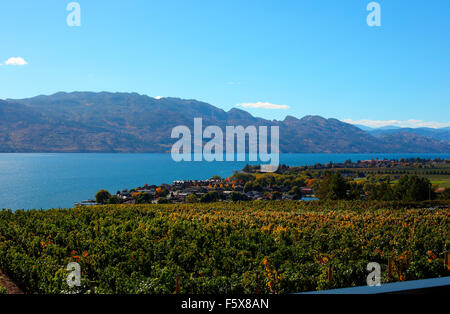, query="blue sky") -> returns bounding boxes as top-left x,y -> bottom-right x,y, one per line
1,0 -> 449,128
